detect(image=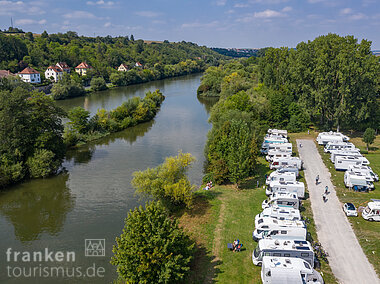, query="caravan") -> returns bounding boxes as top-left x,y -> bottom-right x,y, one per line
347,165 -> 379,182
261,256 -> 324,284
317,131 -> 349,145
252,239 -> 314,267
334,156 -> 369,171
266,150 -> 292,162
277,167 -> 299,177
262,192 -> 300,210
262,137 -> 288,154
266,143 -> 292,154
344,171 -> 372,191
330,149 -> 361,163
267,129 -> 288,138
362,200 -> 380,221
253,217 -> 306,241
324,142 -> 355,153
270,157 -> 302,170
255,207 -> 301,224
266,180 -> 305,199
266,171 -> 297,185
